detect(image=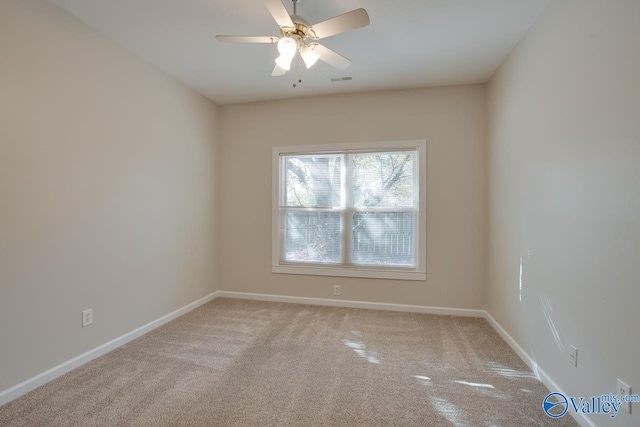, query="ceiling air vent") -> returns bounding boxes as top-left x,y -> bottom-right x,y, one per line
330,76 -> 353,83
